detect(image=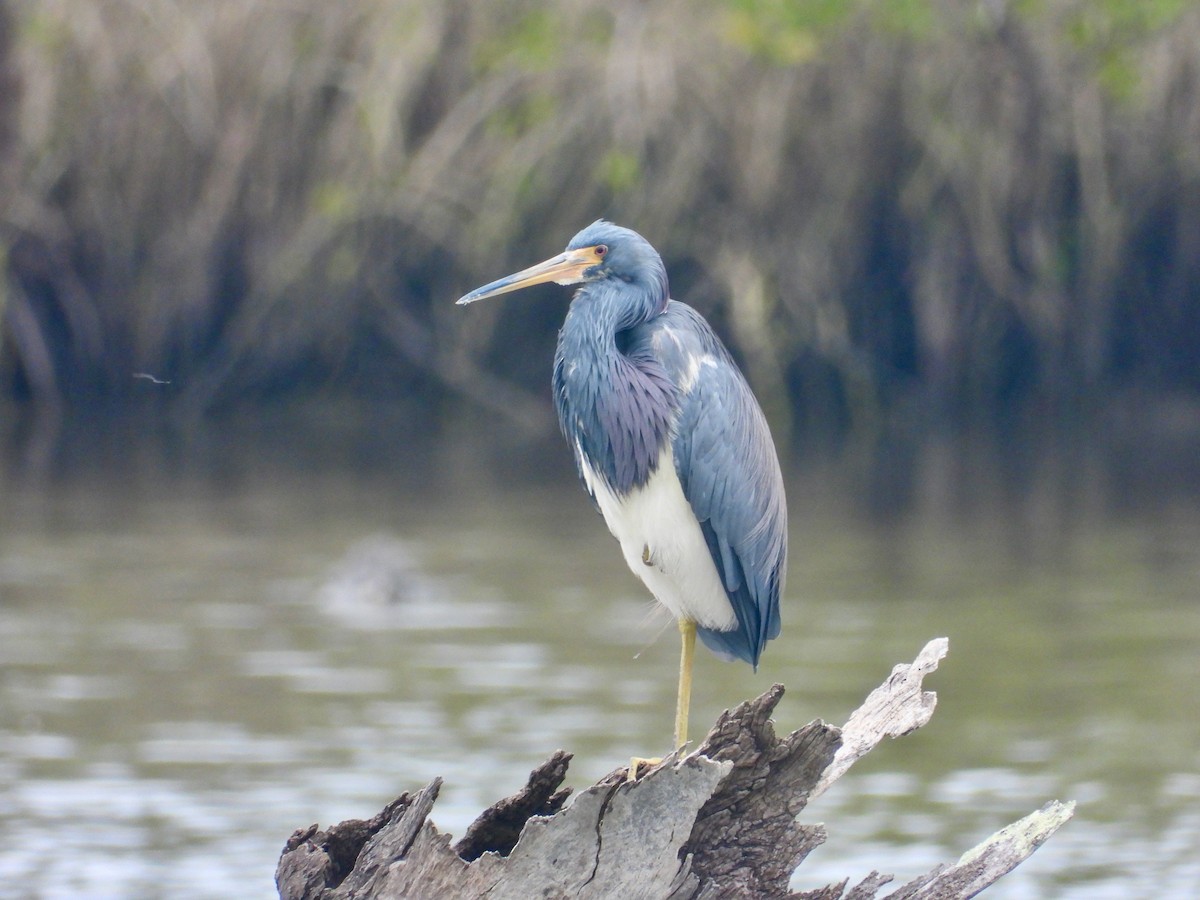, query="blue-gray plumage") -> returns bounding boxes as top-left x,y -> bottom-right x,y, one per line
458,220 -> 787,753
